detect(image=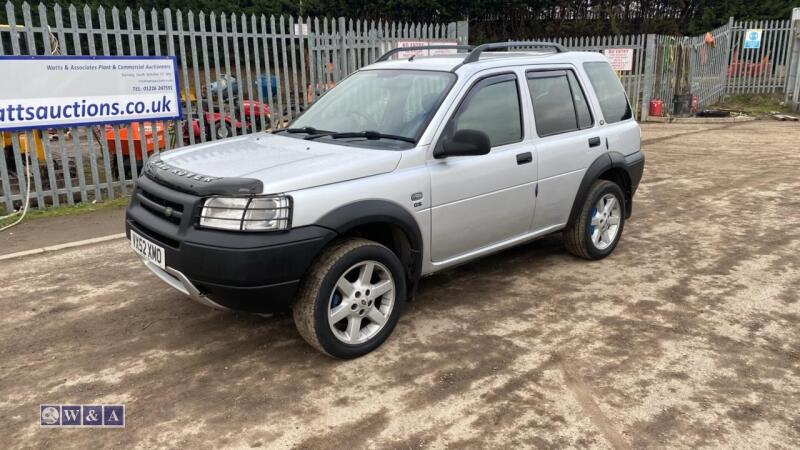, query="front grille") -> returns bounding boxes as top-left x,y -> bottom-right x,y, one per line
130,219 -> 180,248
141,189 -> 184,213
138,188 -> 185,226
